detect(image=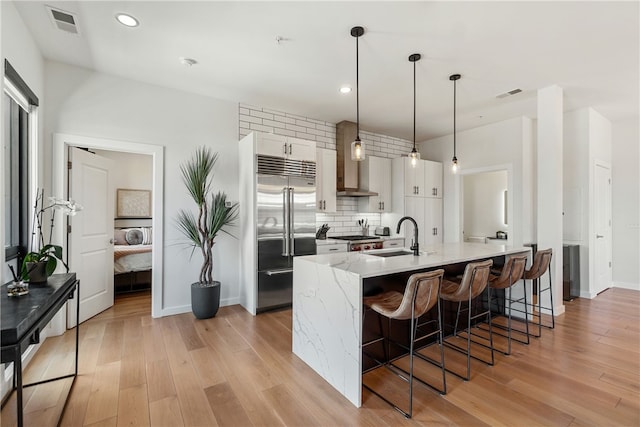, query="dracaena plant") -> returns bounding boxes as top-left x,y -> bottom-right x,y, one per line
176,147 -> 239,284
21,189 -> 82,280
